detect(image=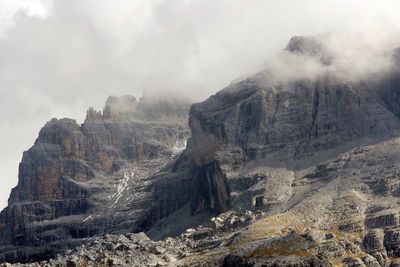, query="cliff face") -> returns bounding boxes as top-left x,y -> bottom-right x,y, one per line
188,37 -> 400,216
0,96 -> 191,263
